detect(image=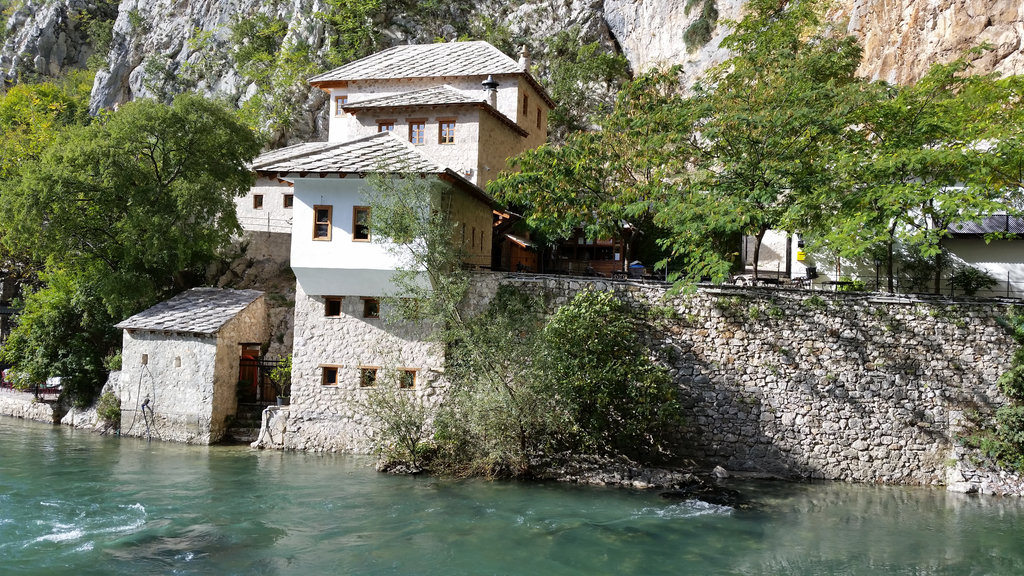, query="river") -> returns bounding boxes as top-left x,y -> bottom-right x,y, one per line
3,416 -> 1024,575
